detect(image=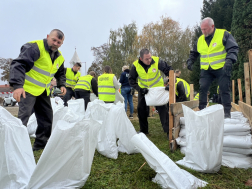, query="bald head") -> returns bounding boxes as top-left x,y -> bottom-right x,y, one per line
200,17 -> 215,37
